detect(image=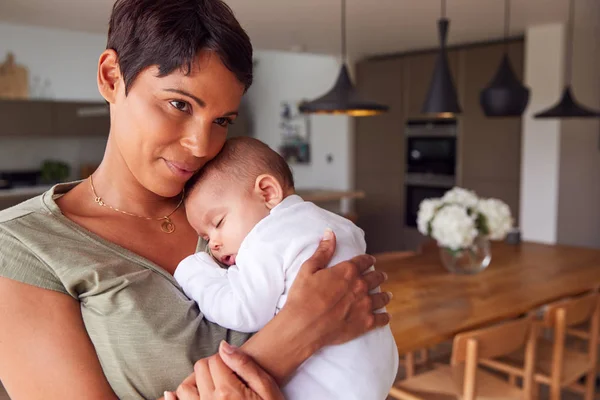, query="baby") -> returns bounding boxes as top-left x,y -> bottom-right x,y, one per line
174,137 -> 398,400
